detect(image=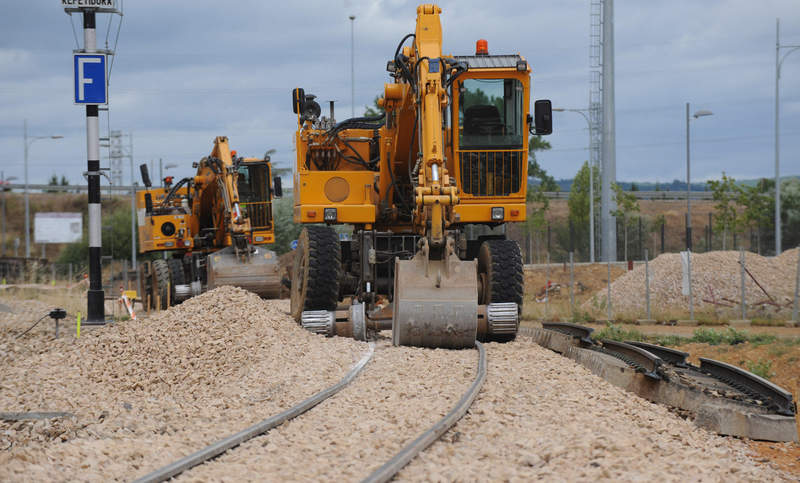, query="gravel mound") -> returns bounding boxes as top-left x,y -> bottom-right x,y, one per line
180,340 -> 476,481
0,286 -> 367,481
399,338 -> 788,481
583,249 -> 799,317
